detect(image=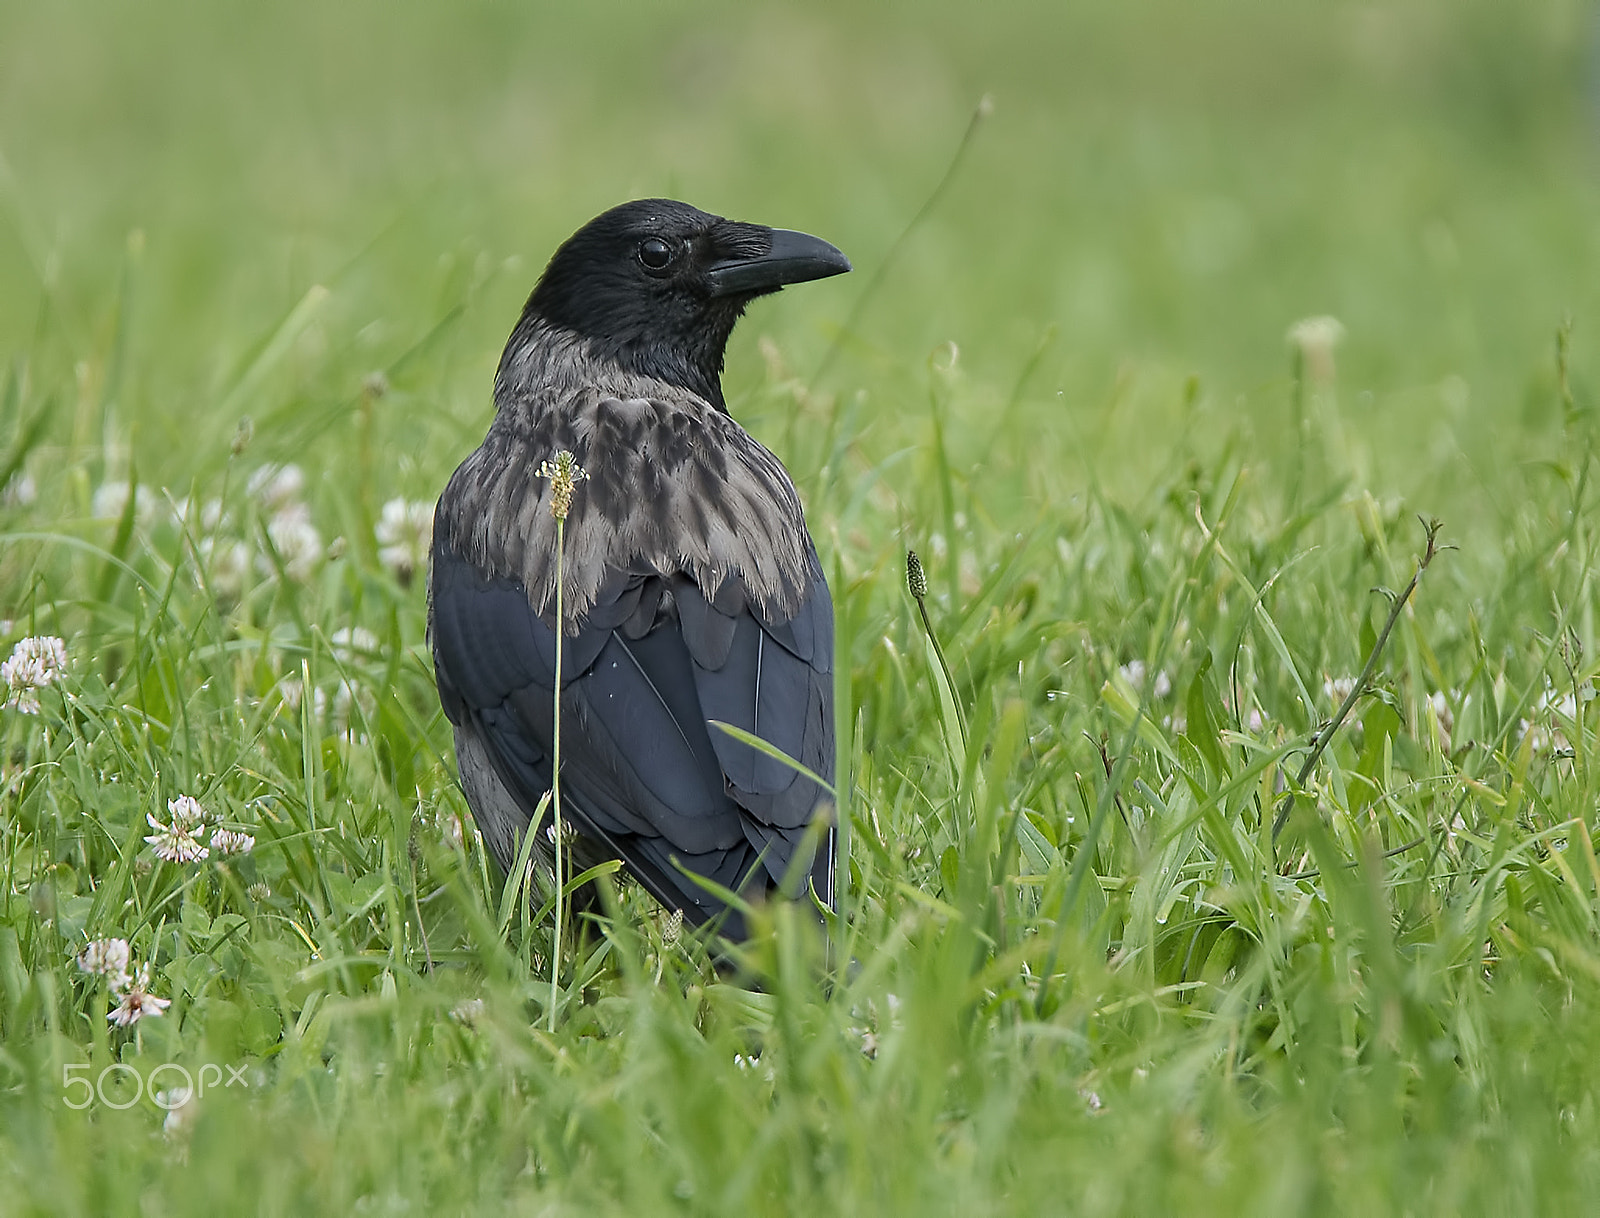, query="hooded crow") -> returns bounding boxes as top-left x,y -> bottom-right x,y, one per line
429,198 -> 850,941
